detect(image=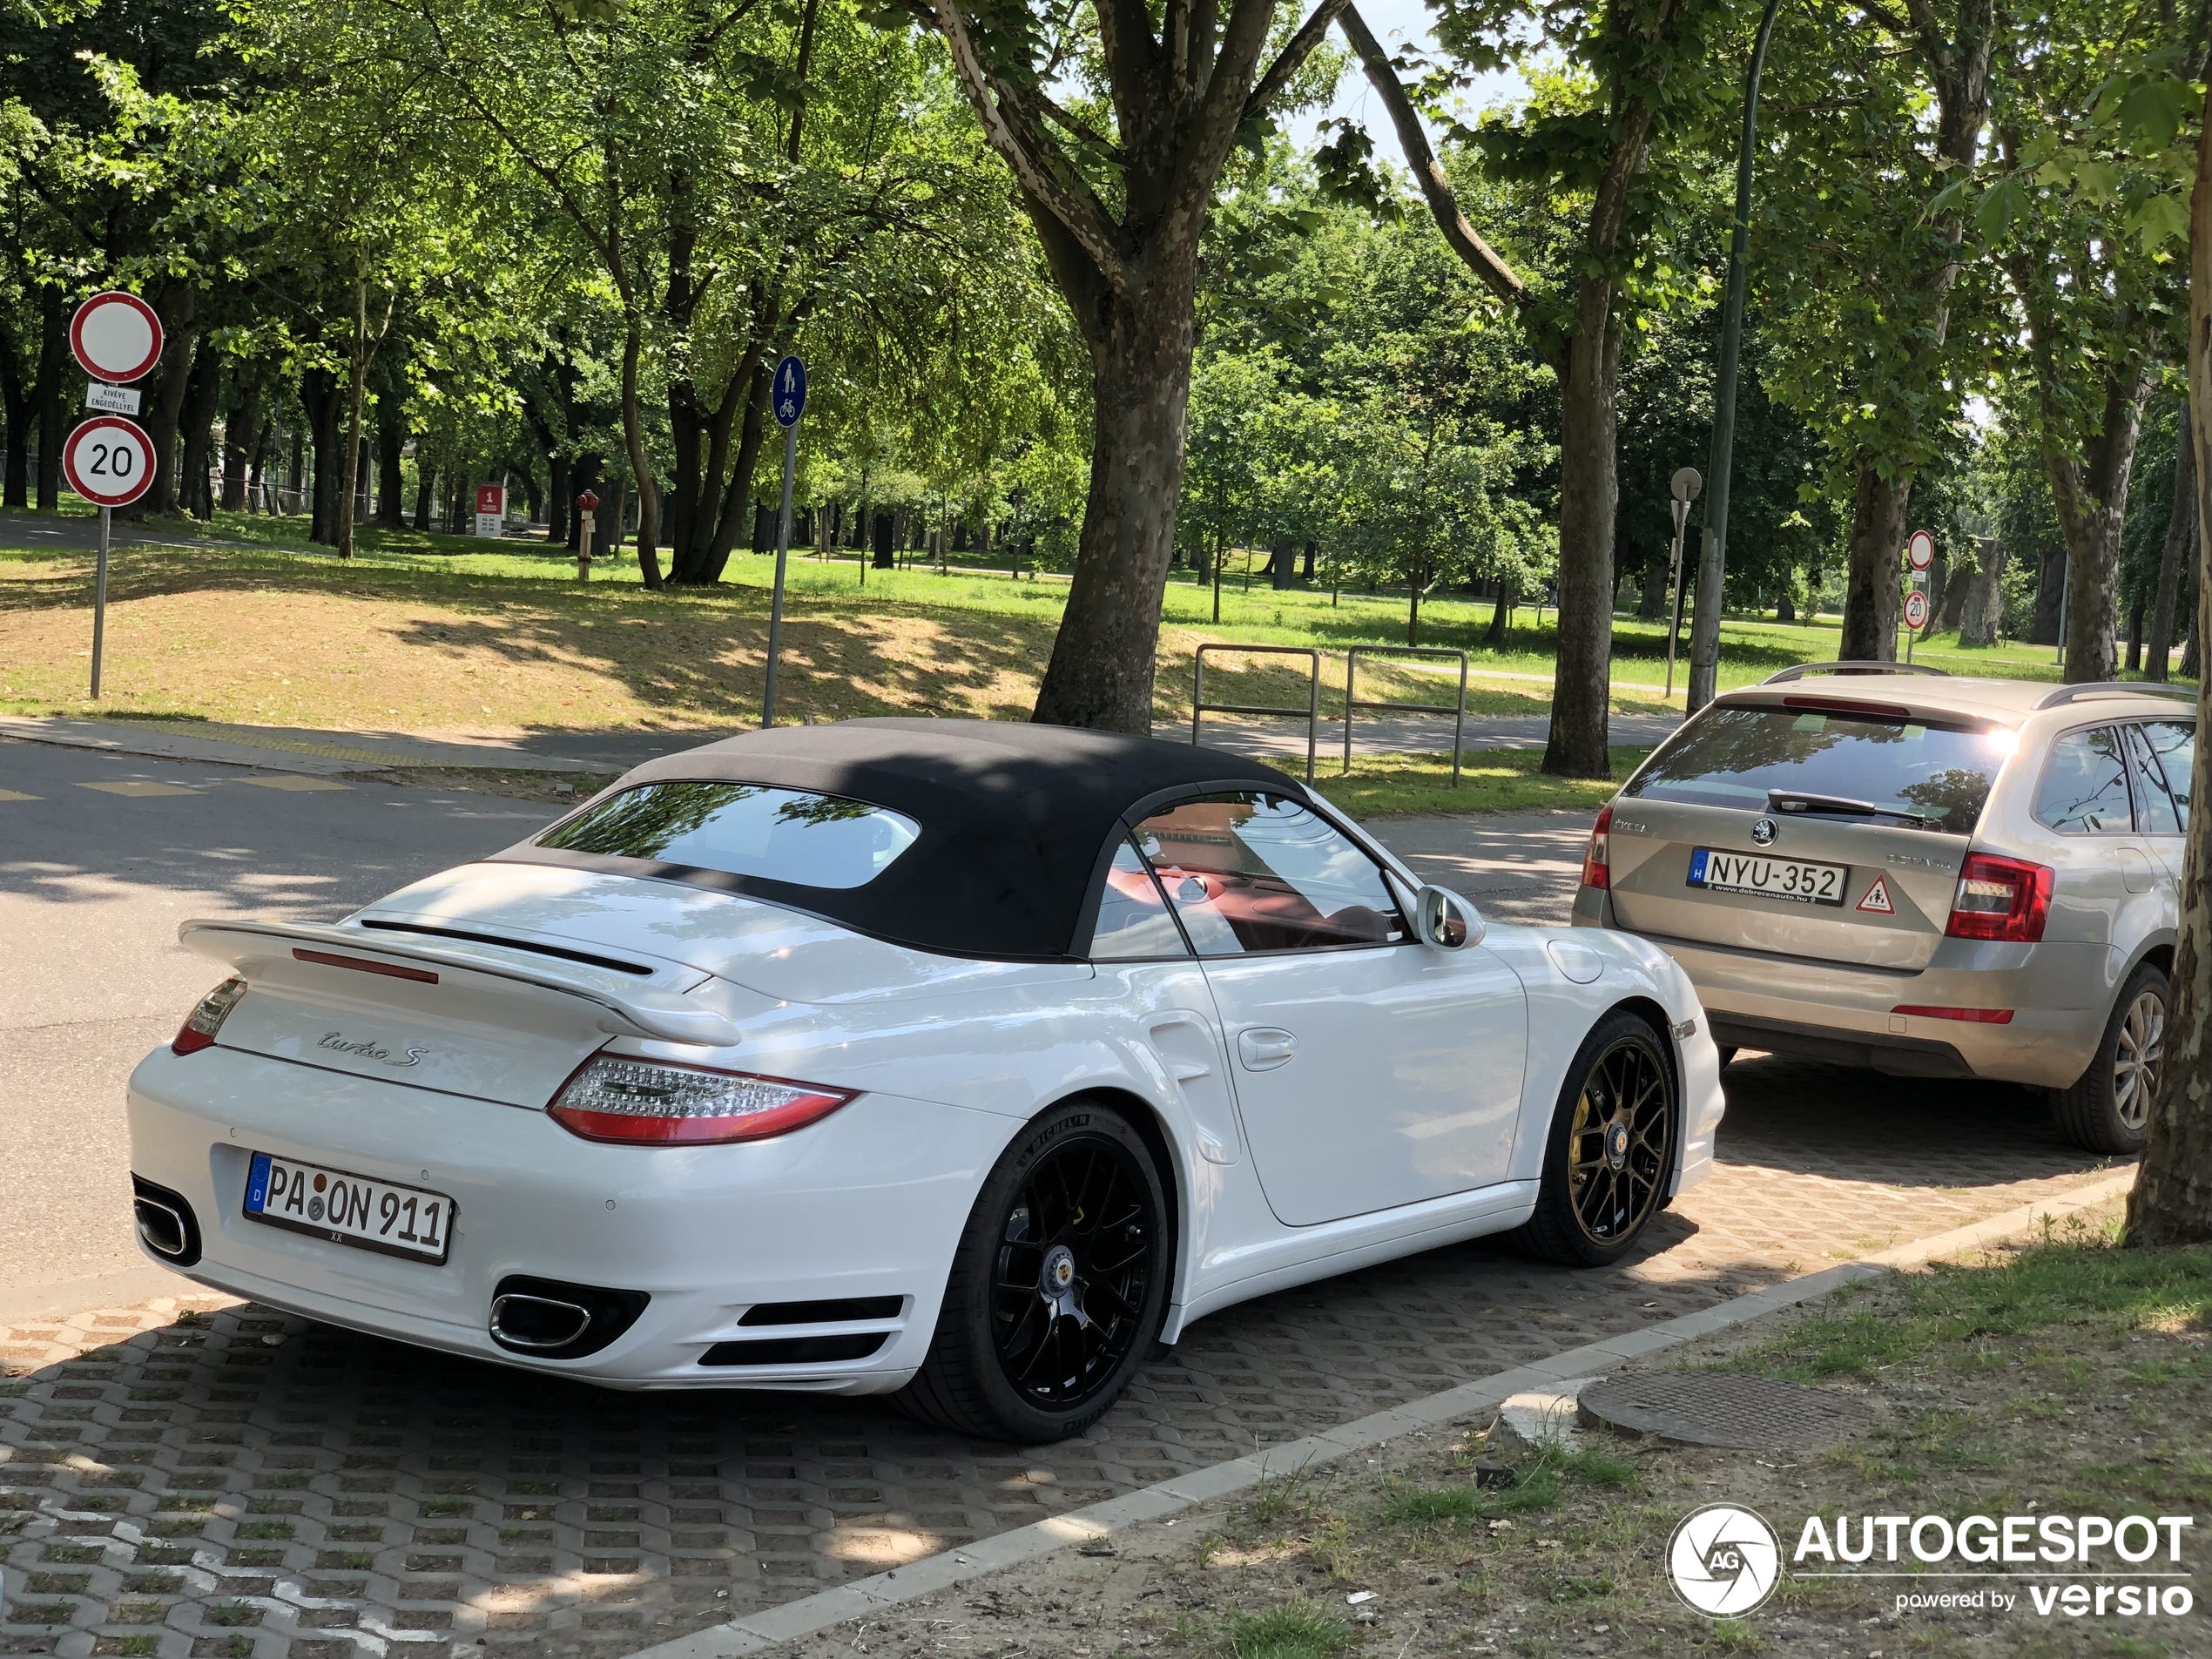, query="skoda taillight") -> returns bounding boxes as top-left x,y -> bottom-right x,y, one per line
1581,805 -> 1613,891
1945,853 -> 2054,943
548,1056 -> 856,1145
